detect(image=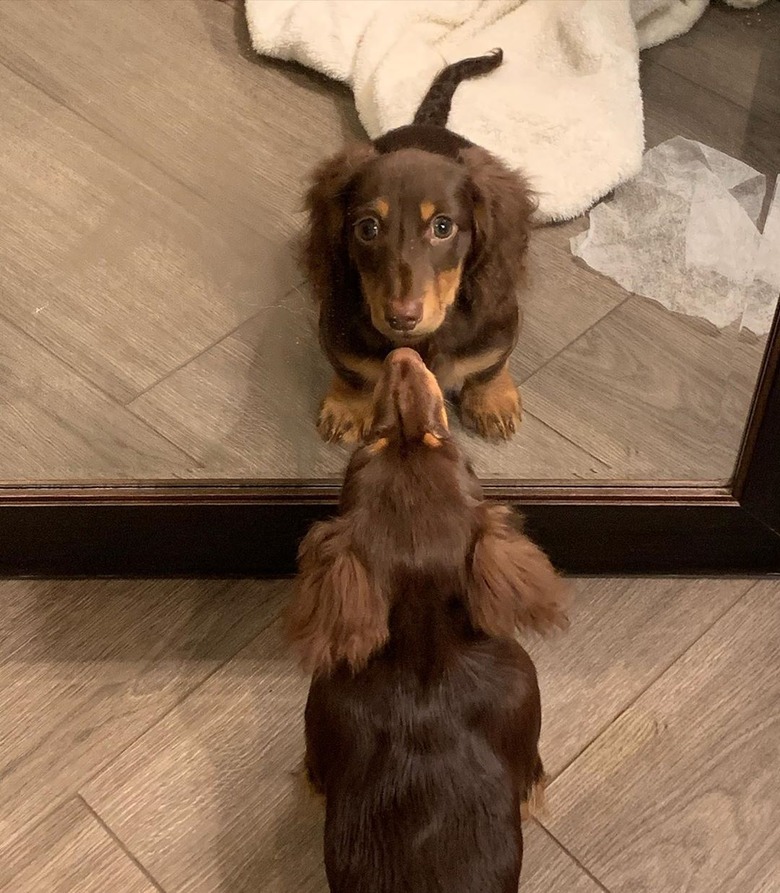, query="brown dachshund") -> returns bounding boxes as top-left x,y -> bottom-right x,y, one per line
287,348 -> 569,893
304,50 -> 535,444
